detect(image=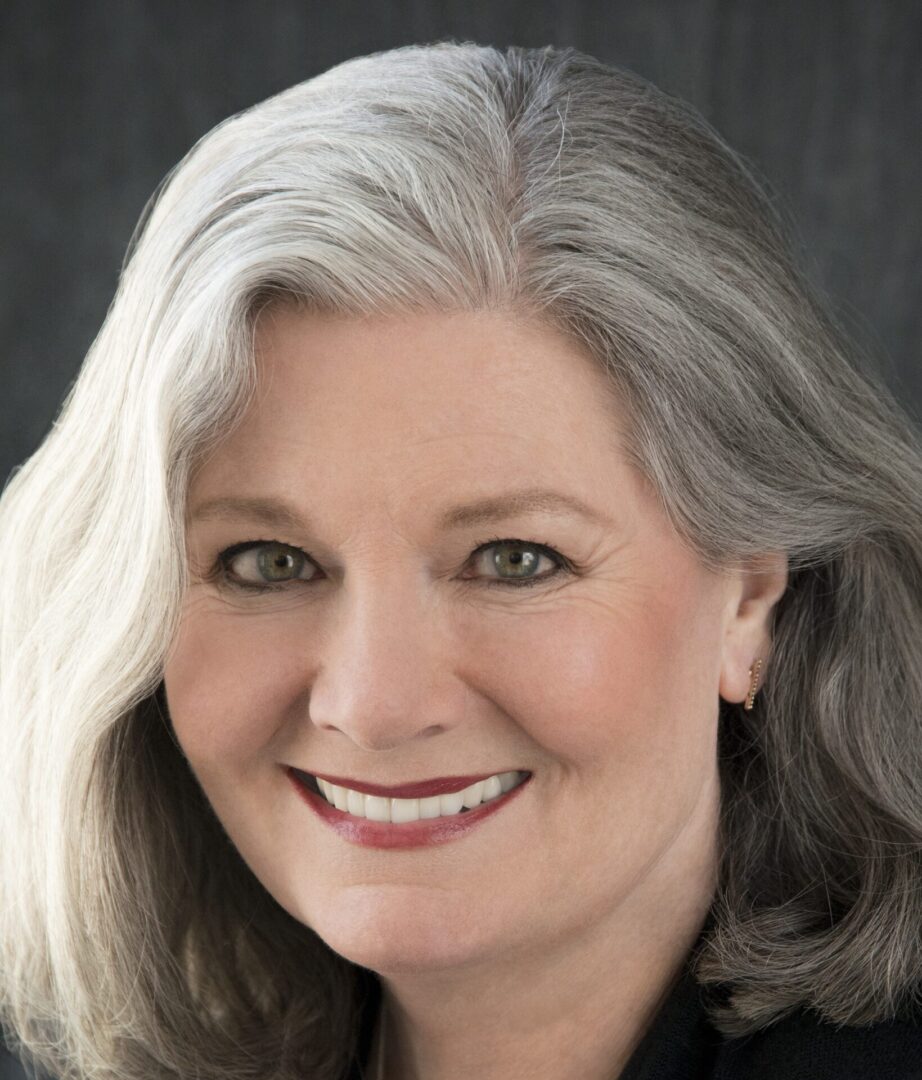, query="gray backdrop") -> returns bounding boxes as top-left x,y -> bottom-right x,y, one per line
2,0 -> 920,487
